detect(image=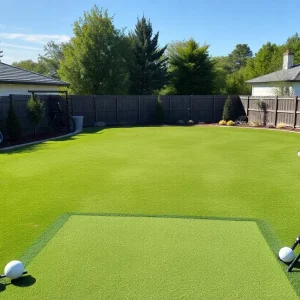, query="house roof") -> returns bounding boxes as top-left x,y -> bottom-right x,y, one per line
246,65 -> 300,84
0,62 -> 70,86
